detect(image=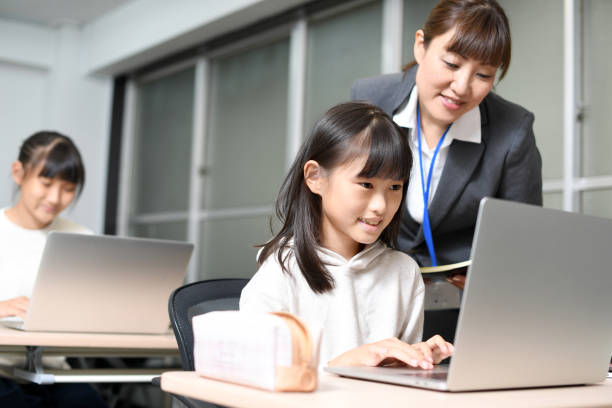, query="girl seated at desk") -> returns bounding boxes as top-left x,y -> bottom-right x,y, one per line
240,102 -> 453,369
0,131 -> 106,407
